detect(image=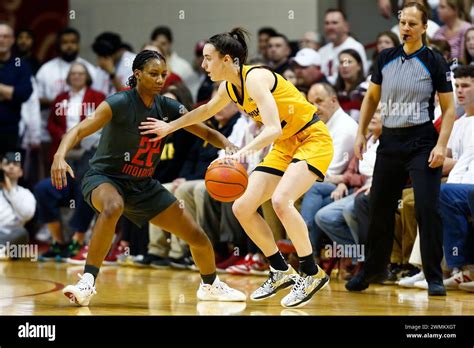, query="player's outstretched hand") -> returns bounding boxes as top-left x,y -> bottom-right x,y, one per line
139,117 -> 174,142
51,156 -> 75,190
